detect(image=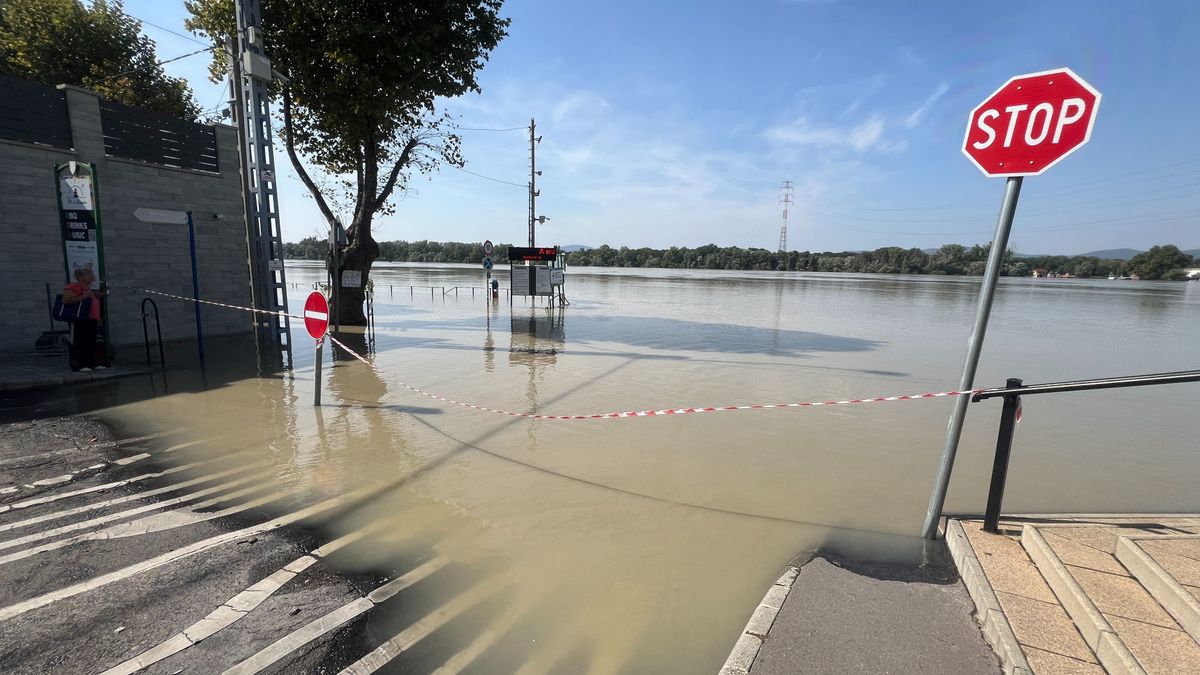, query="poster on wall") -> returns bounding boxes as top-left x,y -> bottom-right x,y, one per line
55,163 -> 103,289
